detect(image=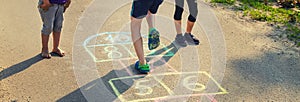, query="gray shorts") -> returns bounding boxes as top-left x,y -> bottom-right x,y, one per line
38,2 -> 64,35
